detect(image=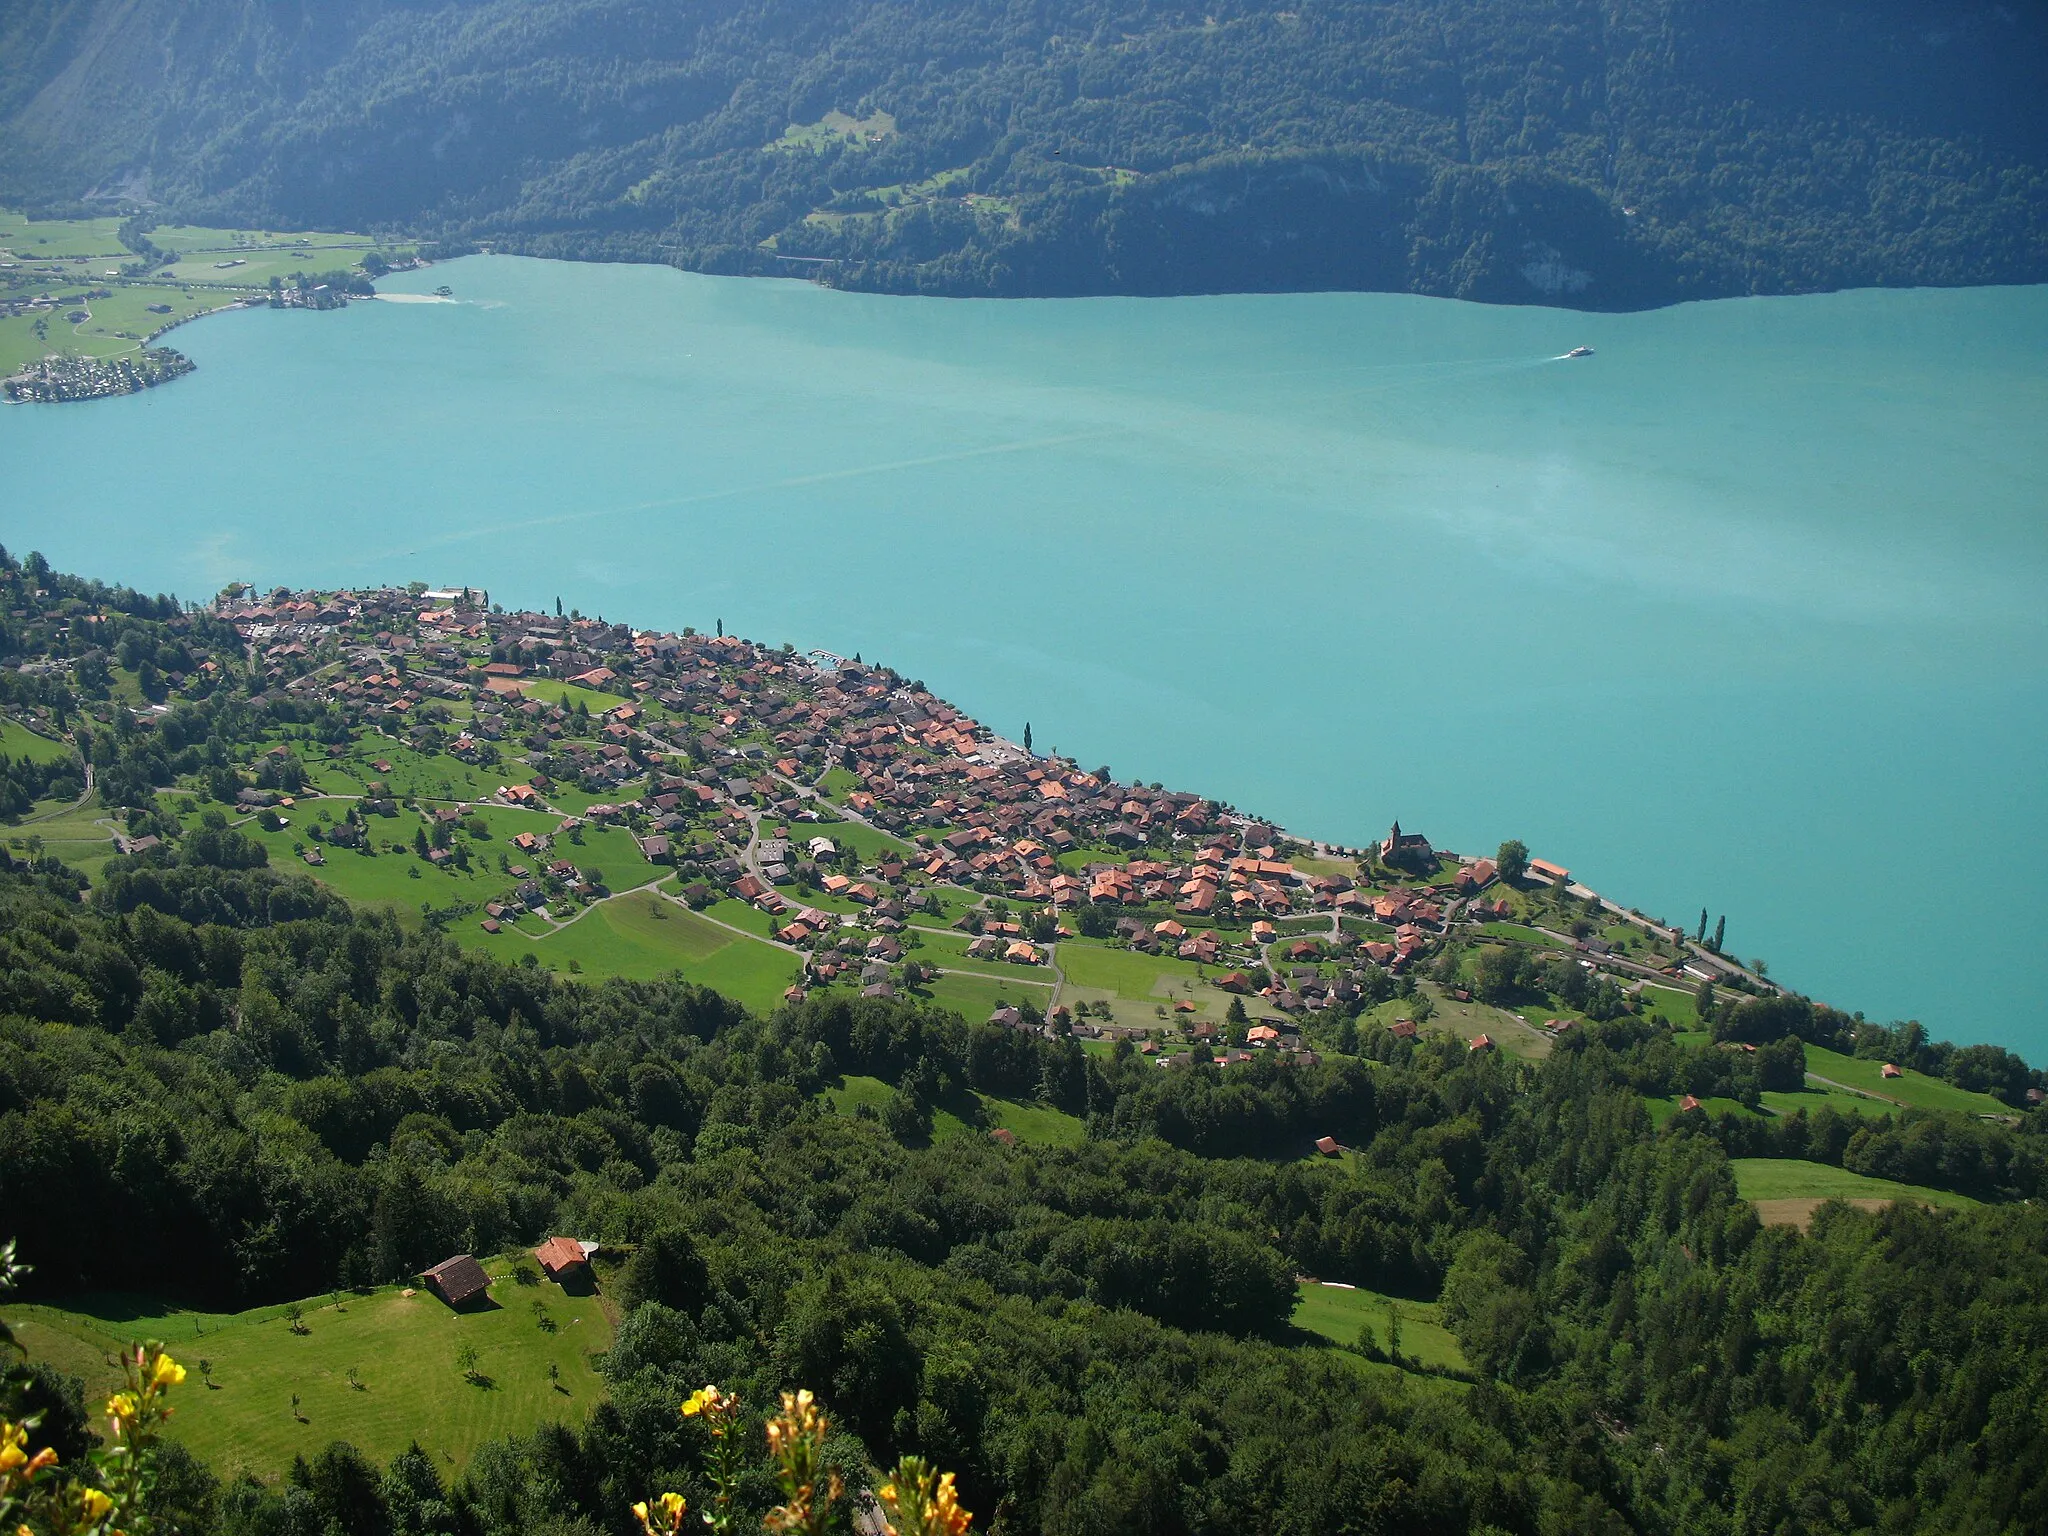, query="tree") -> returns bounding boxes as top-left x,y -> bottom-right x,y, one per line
1697,908 -> 1708,942
1472,945 -> 1526,1003
1023,722 -> 1033,753
1712,915 -> 1725,953
616,1228 -> 712,1317
455,1342 -> 480,1382
1495,839 -> 1529,883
